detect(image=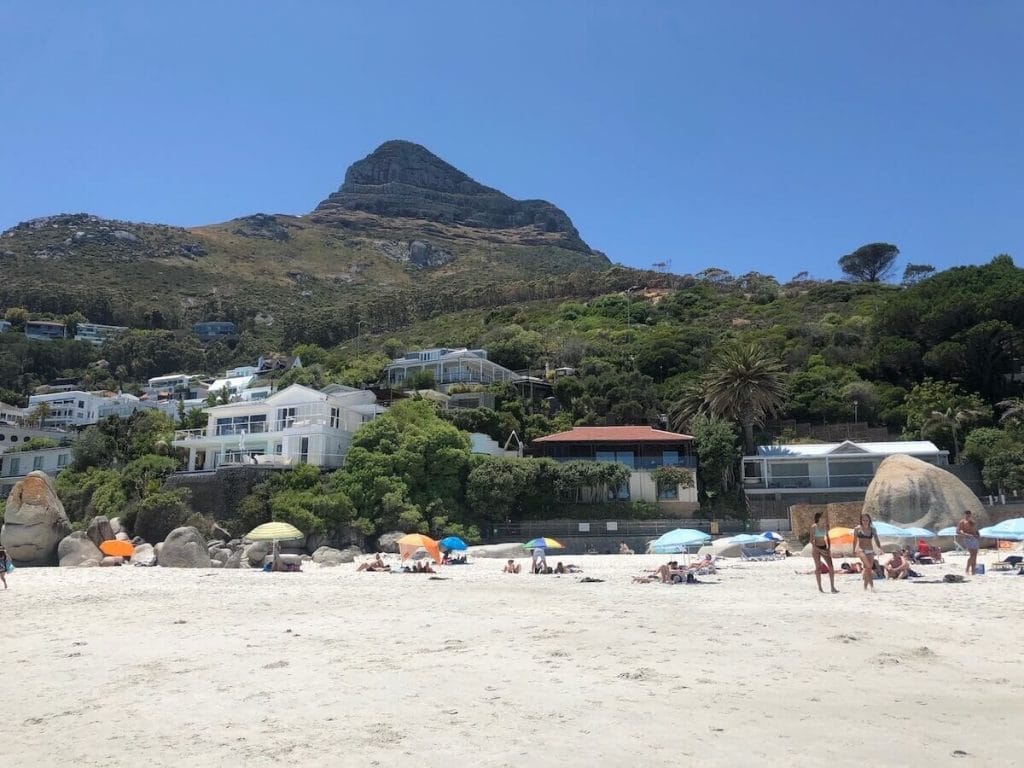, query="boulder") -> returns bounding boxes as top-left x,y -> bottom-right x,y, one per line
376,531 -> 406,553
100,556 -> 124,567
132,536 -> 146,546
154,542 -> 163,561
210,548 -> 231,565
245,540 -> 273,566
115,531 -> 130,541
158,527 -> 211,568
311,546 -> 358,566
1,471 -> 72,565
86,516 -> 116,548
211,523 -> 232,542
467,542 -> 526,559
224,548 -> 248,569
226,538 -> 243,550
109,517 -> 124,536
58,531 -> 104,567
130,542 -> 157,566
862,454 -> 991,531
210,559 -> 224,568
339,545 -> 362,562
305,533 -> 330,554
